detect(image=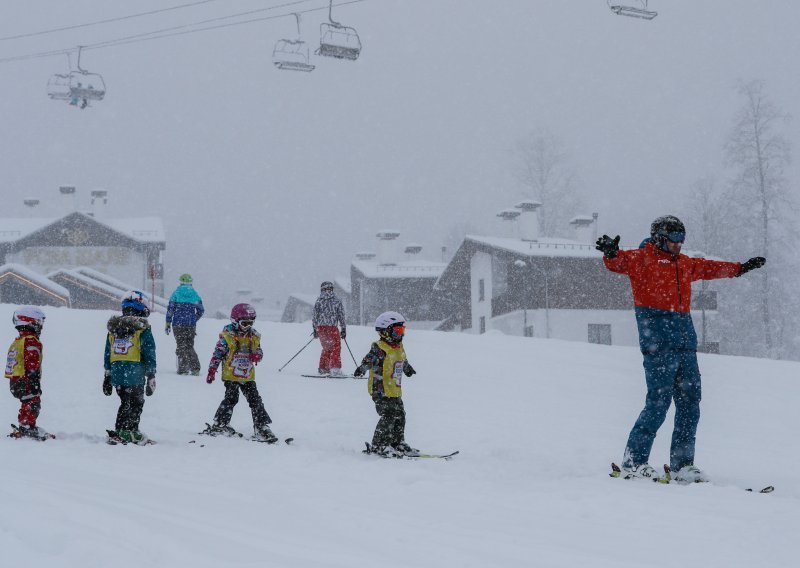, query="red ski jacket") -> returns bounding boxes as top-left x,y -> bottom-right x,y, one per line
603,241 -> 741,313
